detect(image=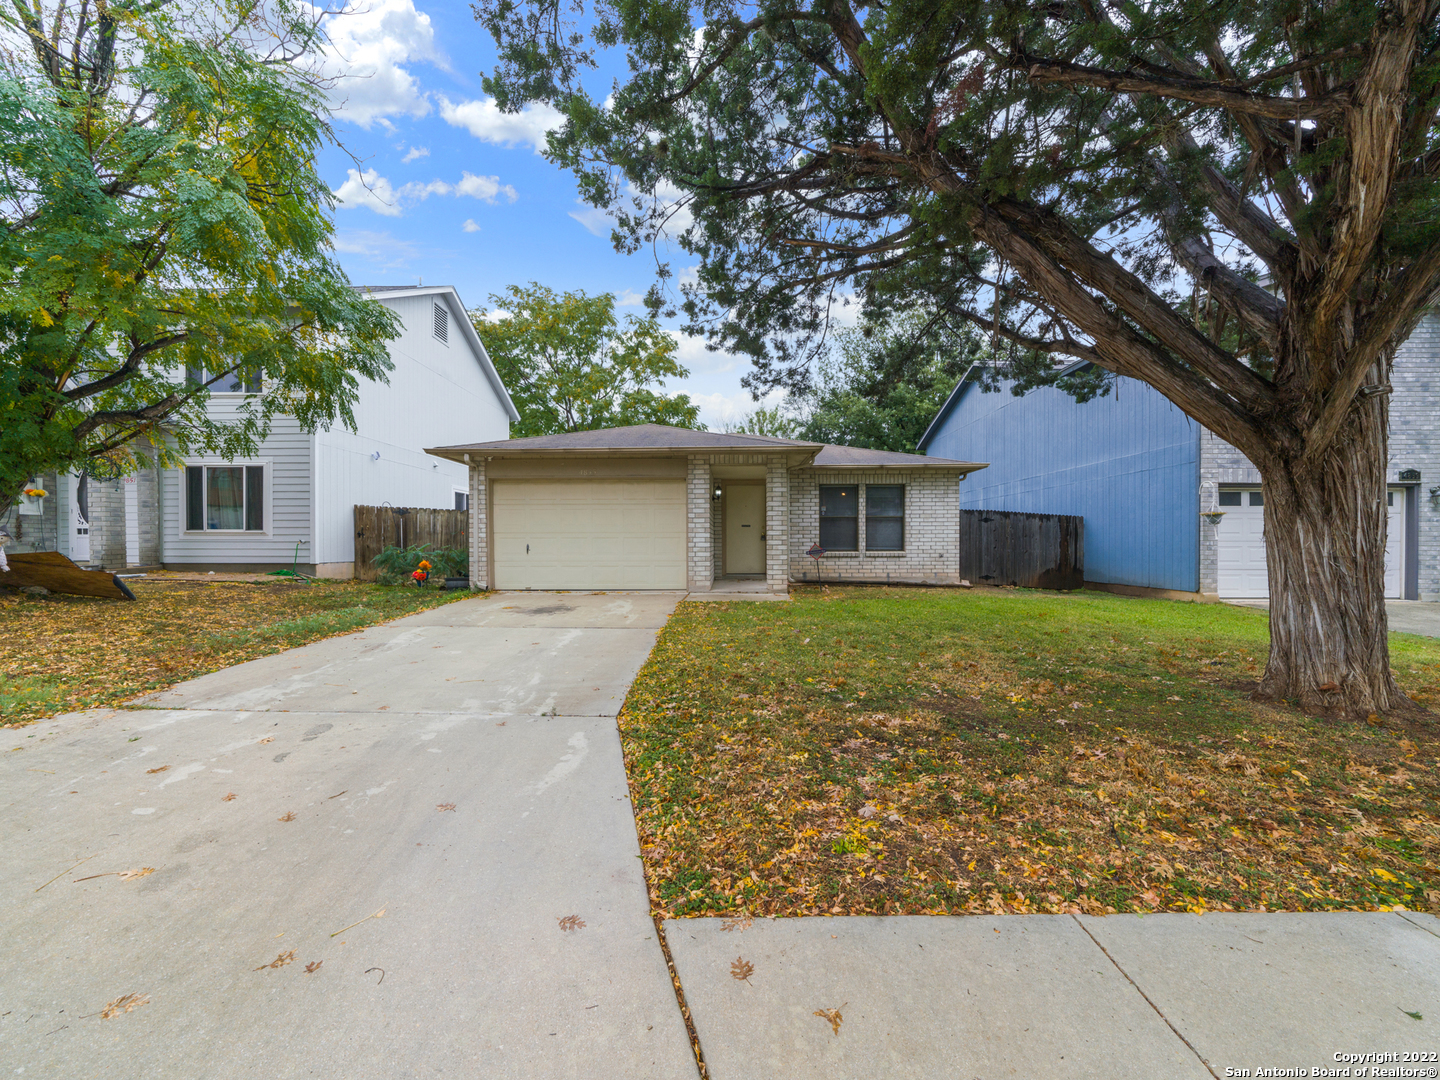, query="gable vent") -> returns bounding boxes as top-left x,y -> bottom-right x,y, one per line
433,301 -> 449,344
